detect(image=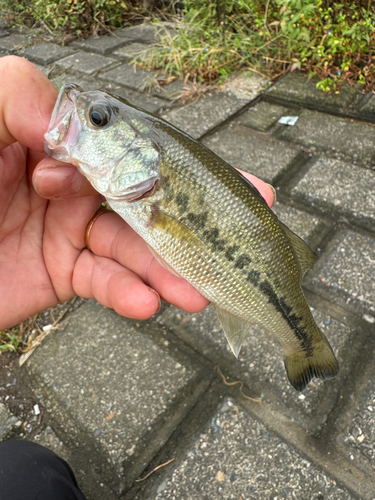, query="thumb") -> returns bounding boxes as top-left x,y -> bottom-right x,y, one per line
33,158 -> 100,199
